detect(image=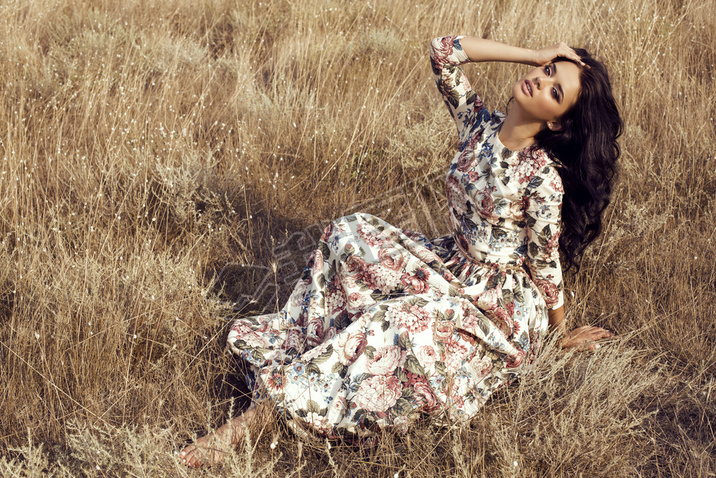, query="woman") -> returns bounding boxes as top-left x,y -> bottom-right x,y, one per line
181,35 -> 622,467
